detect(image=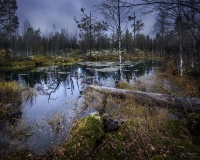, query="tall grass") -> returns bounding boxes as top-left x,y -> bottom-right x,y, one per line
0,81 -> 38,159
0,81 -> 37,117
59,88 -> 200,159
0,81 -> 22,104
0,81 -> 22,122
